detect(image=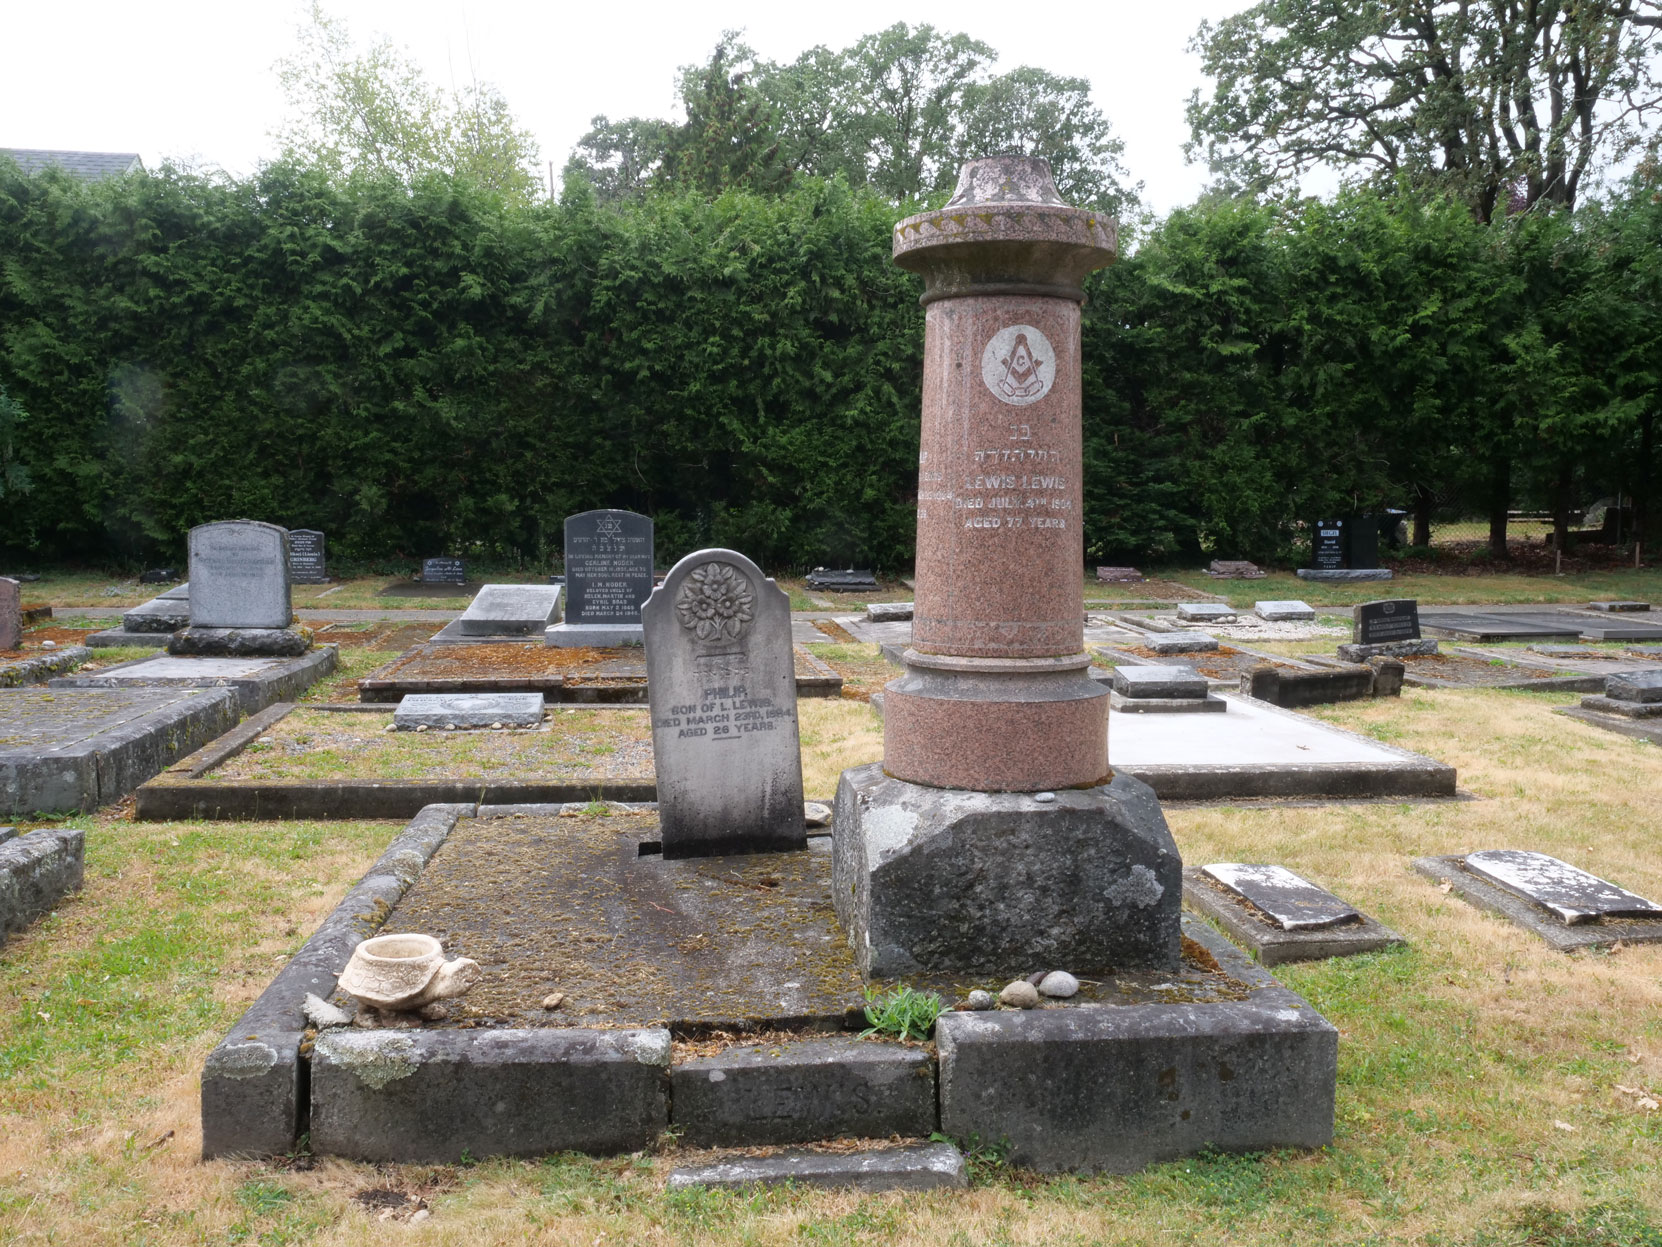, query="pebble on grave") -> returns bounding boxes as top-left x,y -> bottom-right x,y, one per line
643,548 -> 805,859
1183,864 -> 1405,965
392,693 -> 544,730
